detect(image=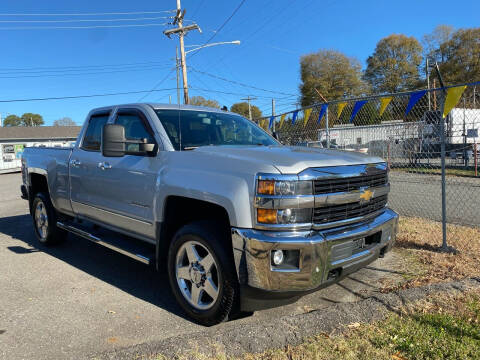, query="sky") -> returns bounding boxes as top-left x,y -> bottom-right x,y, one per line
0,0 -> 478,126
